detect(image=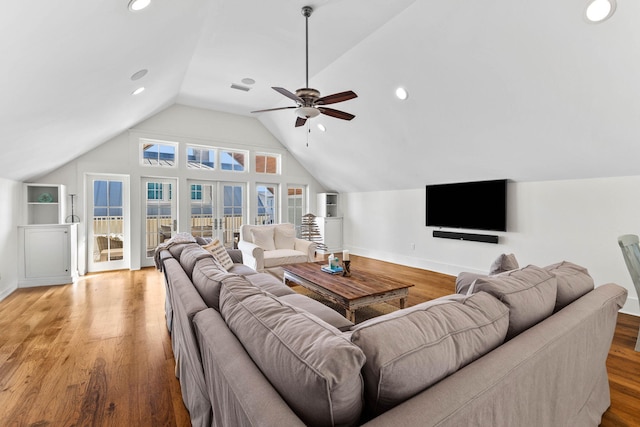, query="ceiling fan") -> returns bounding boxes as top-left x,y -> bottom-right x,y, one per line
251,6 -> 357,127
